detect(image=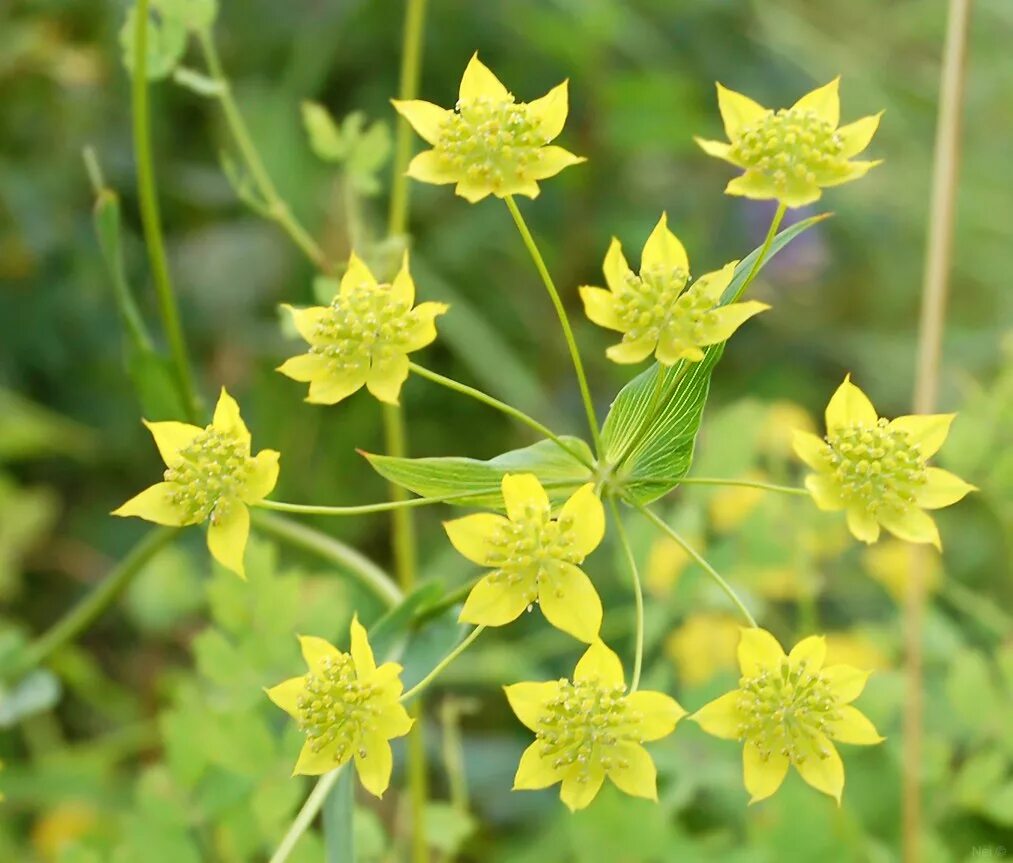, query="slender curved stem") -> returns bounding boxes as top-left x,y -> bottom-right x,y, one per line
8,527 -> 179,679
730,202 -> 787,303
606,496 -> 644,691
132,0 -> 200,421
256,488 -> 497,516
675,477 -> 809,496
409,363 -> 594,470
268,767 -> 344,863
503,196 -> 602,457
636,504 -> 757,627
401,626 -> 485,703
250,511 -> 401,607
